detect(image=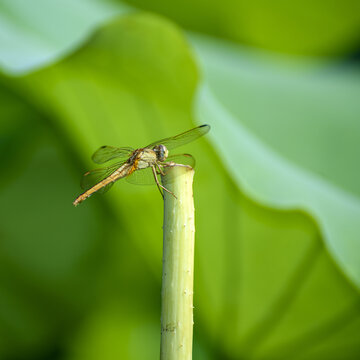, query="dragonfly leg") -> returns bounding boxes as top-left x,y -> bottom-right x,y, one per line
156,163 -> 166,176
151,166 -> 177,199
